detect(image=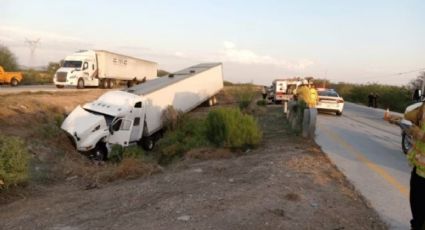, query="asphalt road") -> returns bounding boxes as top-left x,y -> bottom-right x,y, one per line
0,84 -> 112,94
315,102 -> 411,230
